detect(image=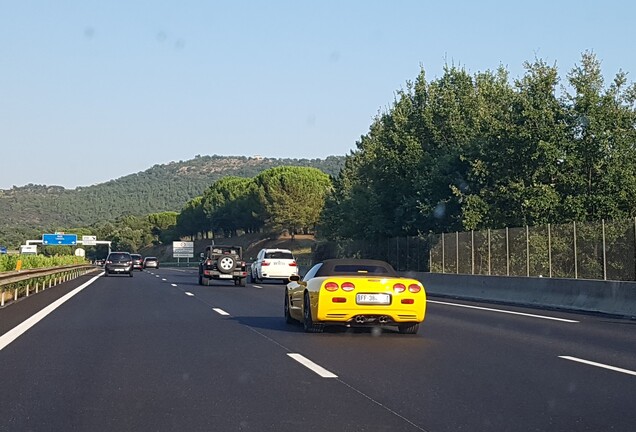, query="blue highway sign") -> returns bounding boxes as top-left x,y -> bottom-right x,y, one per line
42,233 -> 77,245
